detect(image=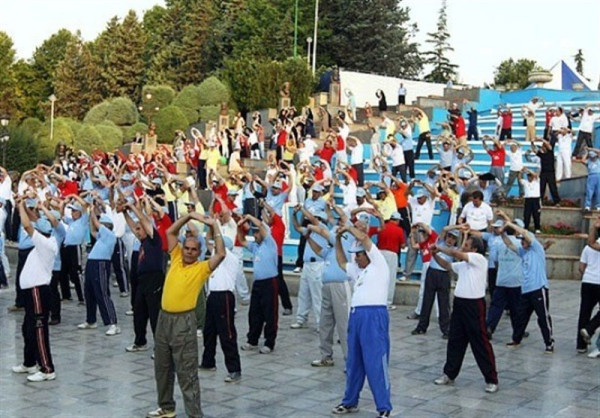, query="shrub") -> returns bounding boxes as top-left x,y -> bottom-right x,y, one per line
104,97 -> 139,126
540,222 -> 579,235
4,126 -> 40,173
35,118 -> 75,161
19,117 -> 43,138
198,105 -> 237,123
62,118 -> 83,138
197,76 -> 230,106
140,84 -> 176,122
153,105 -> 189,143
123,122 -> 149,143
83,101 -> 111,124
96,120 -> 124,150
76,124 -> 104,154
